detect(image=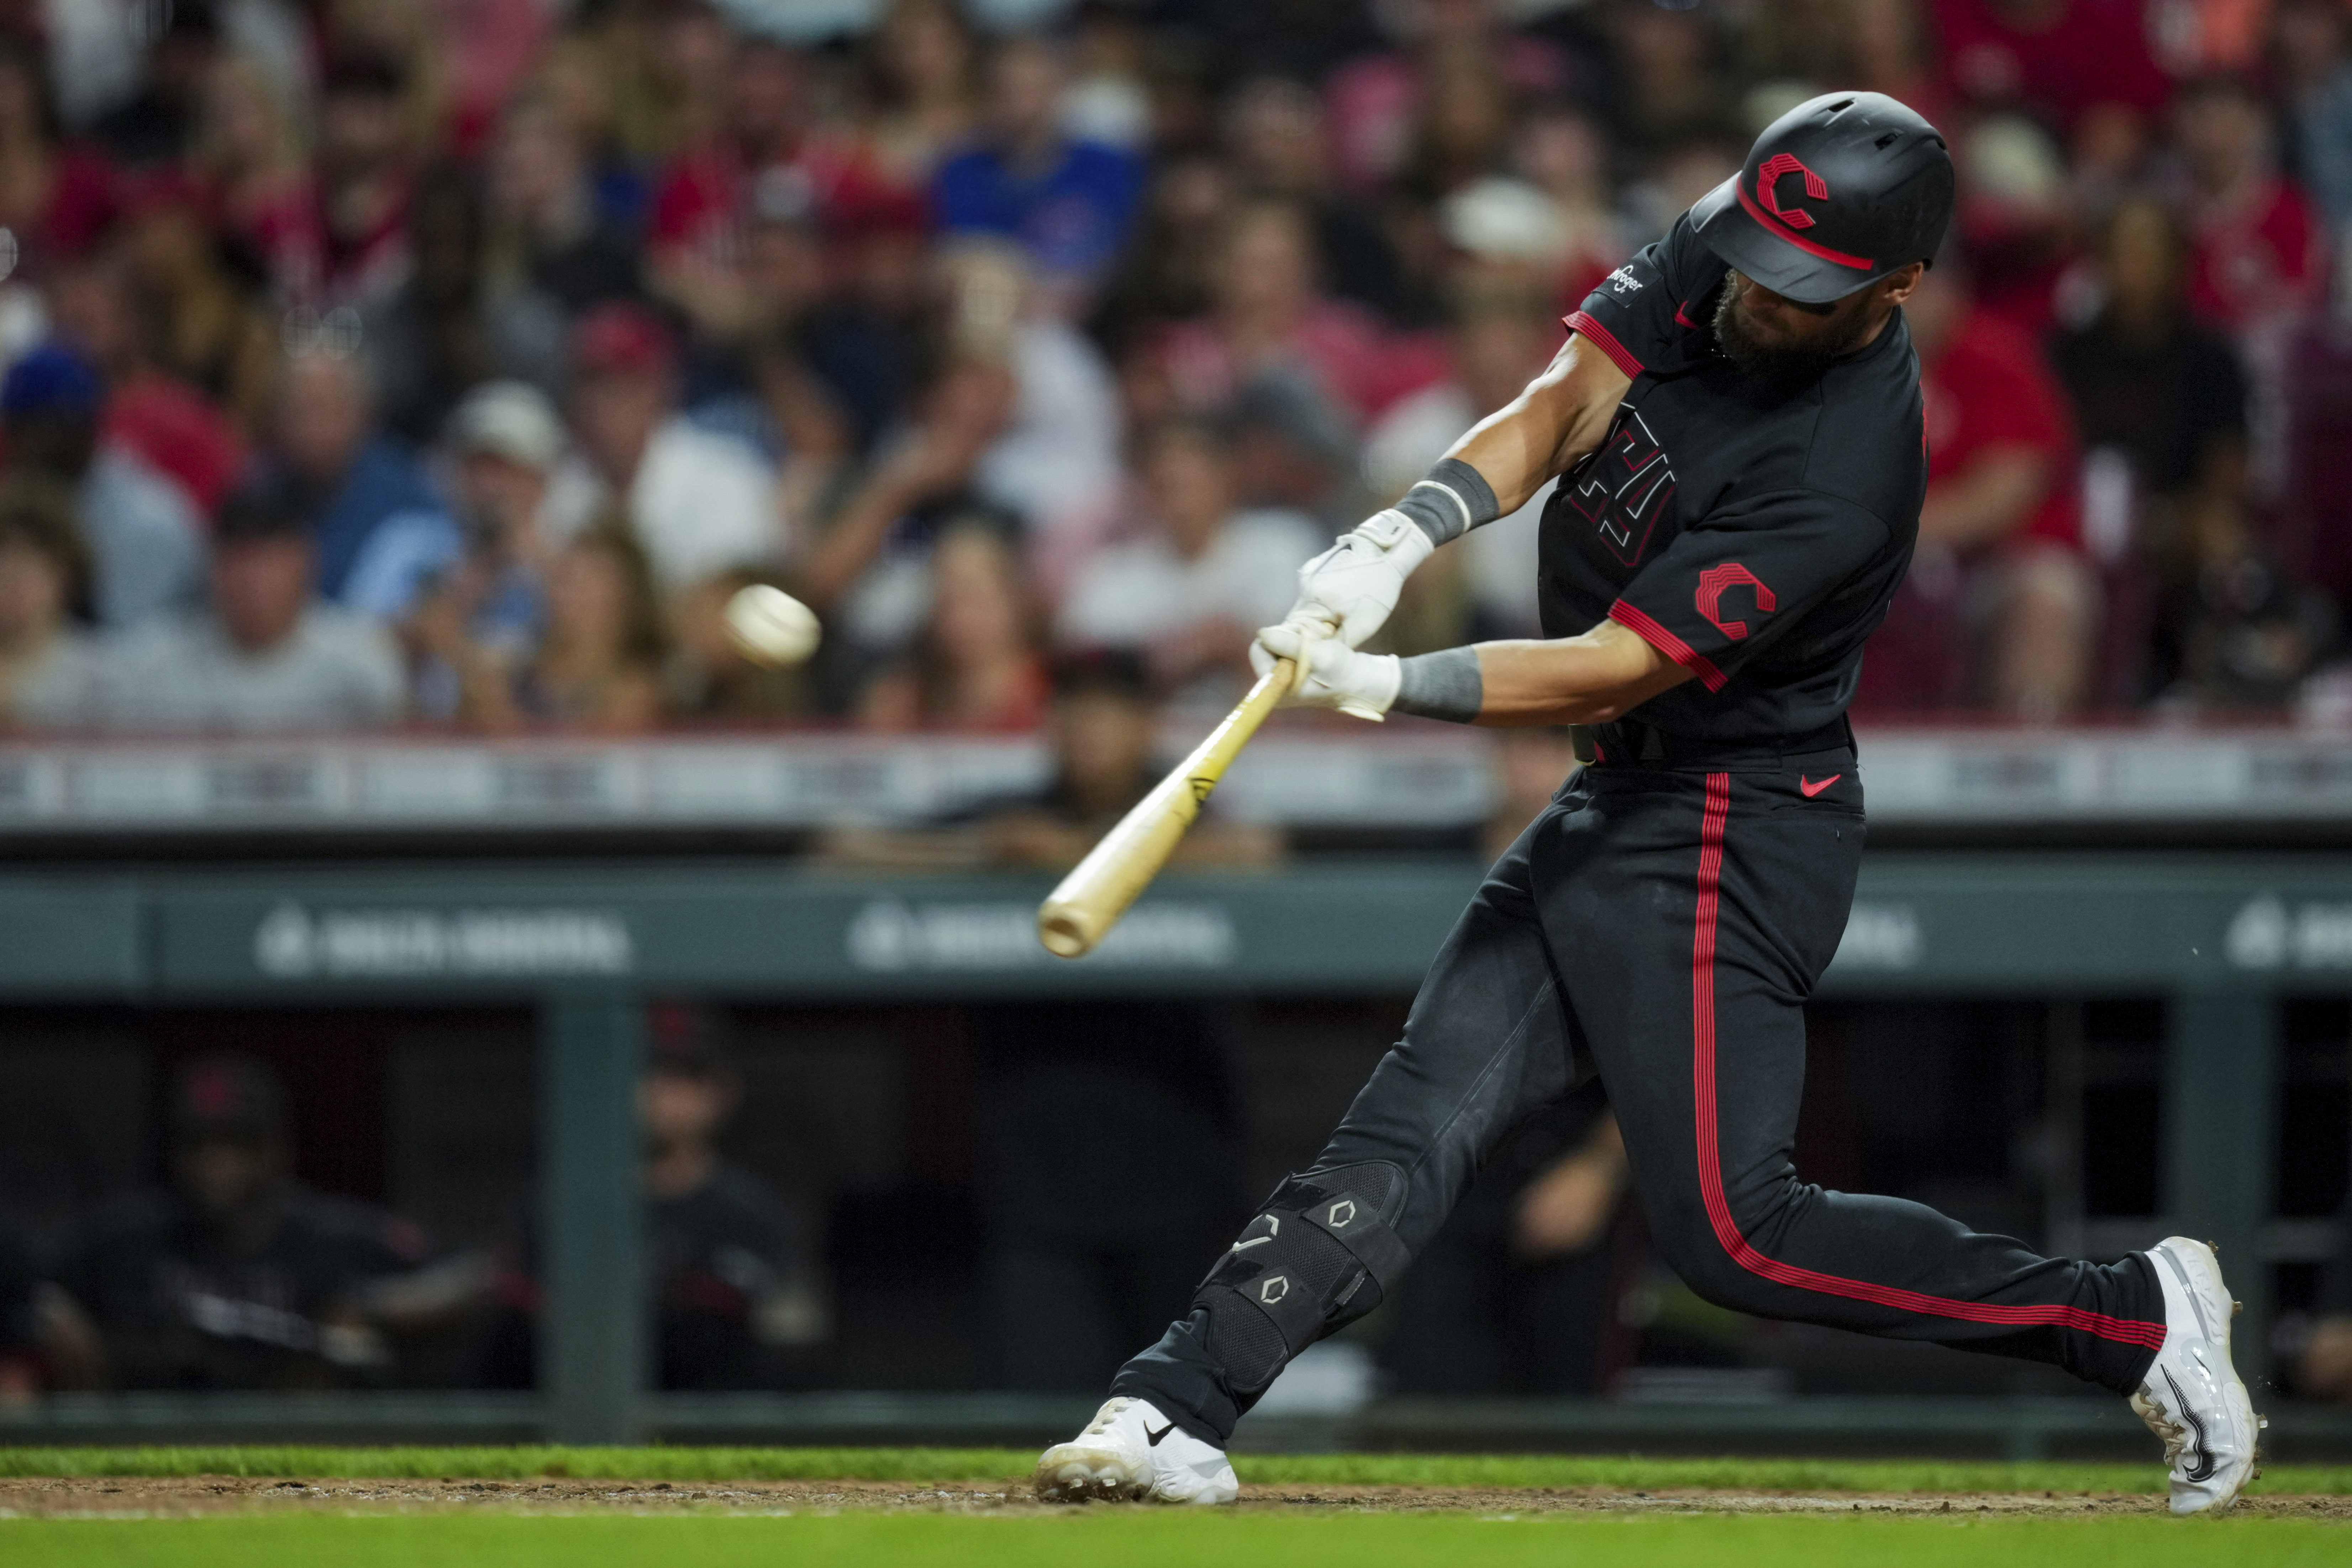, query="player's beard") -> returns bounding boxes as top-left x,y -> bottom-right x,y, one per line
1711,271 -> 1876,382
